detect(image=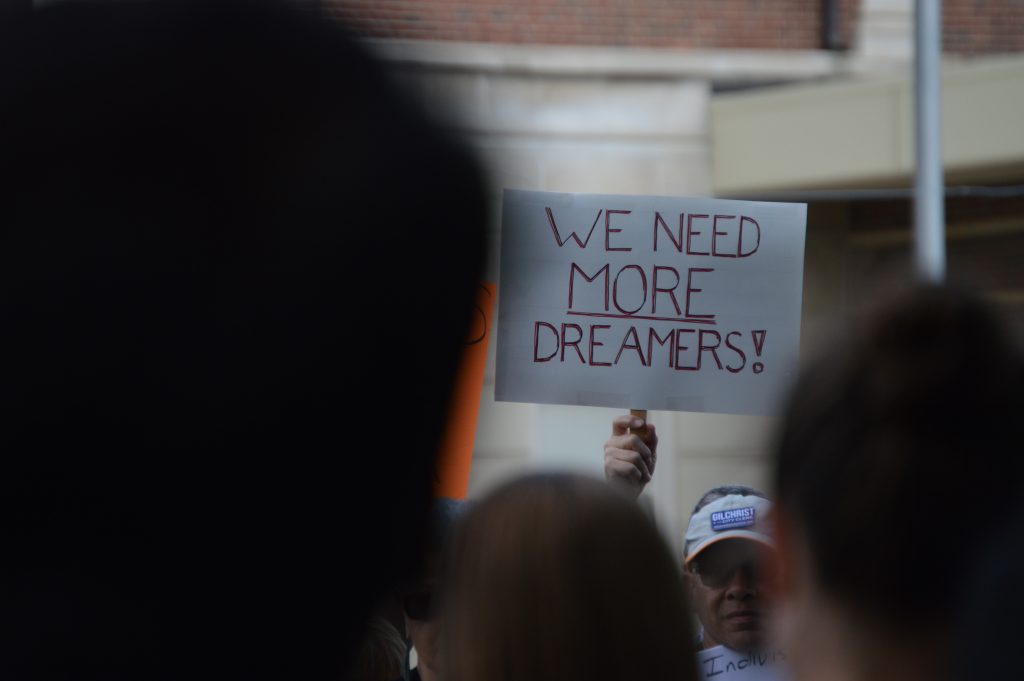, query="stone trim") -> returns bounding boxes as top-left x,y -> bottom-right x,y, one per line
365,38 -> 847,83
